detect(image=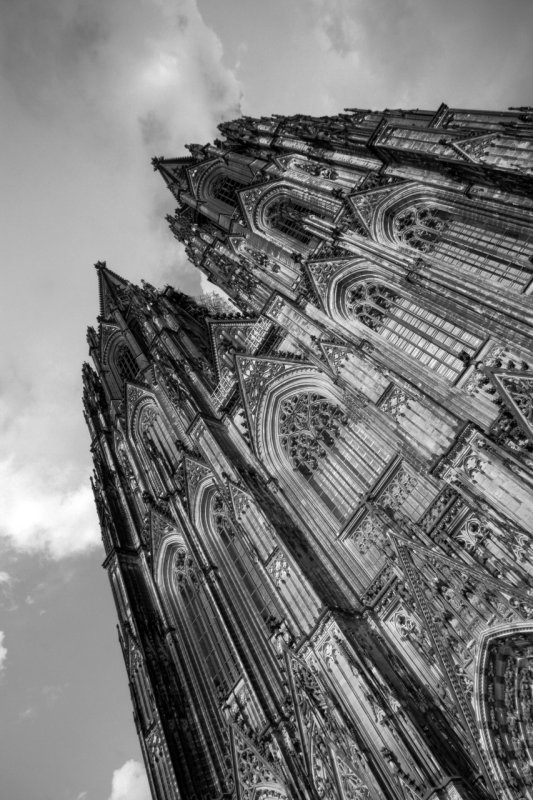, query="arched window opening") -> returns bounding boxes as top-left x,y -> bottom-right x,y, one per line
116,344 -> 138,382
264,198 -> 319,245
128,318 -> 145,348
478,629 -> 533,799
131,654 -> 153,728
173,549 -> 238,691
394,204 -> 533,290
277,391 -> 390,524
140,406 -> 180,476
279,393 -> 347,476
346,281 -> 480,381
210,175 -> 243,207
211,493 -> 276,625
